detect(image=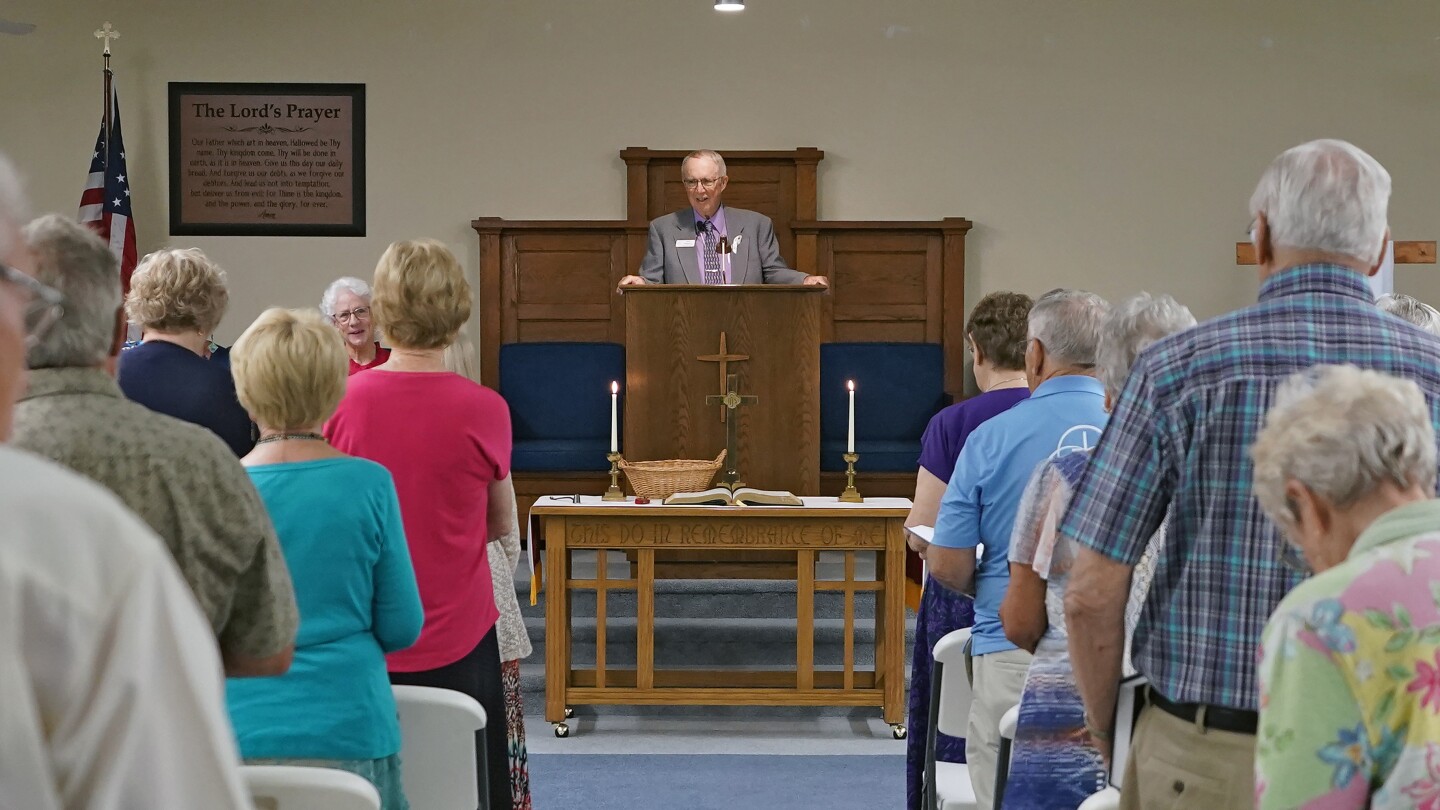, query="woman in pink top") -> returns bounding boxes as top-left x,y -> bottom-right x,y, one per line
326,239 -> 515,810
